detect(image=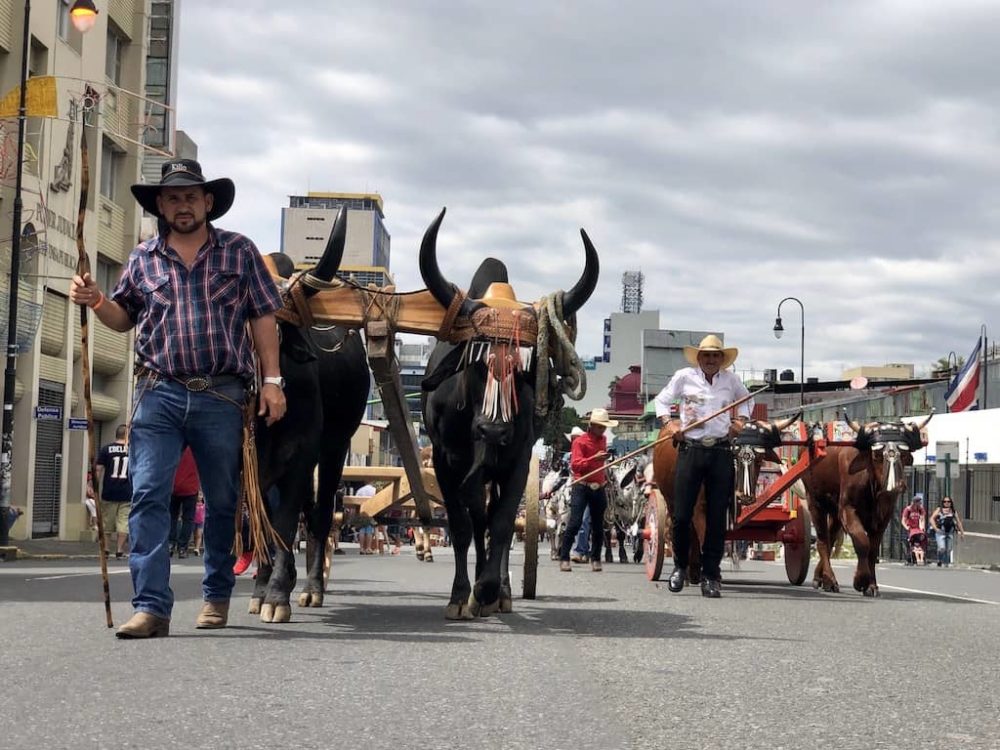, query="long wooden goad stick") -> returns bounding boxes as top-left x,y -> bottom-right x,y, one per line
567,386 -> 769,488
75,125 -> 113,628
